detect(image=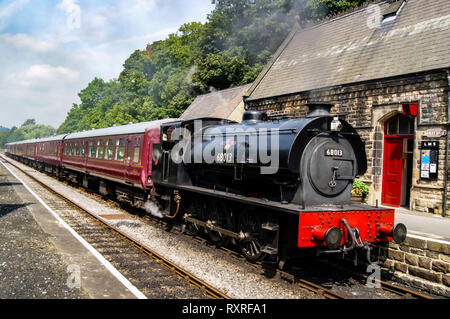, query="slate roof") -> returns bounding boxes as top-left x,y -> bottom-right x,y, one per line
181,84 -> 252,120
247,0 -> 450,101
